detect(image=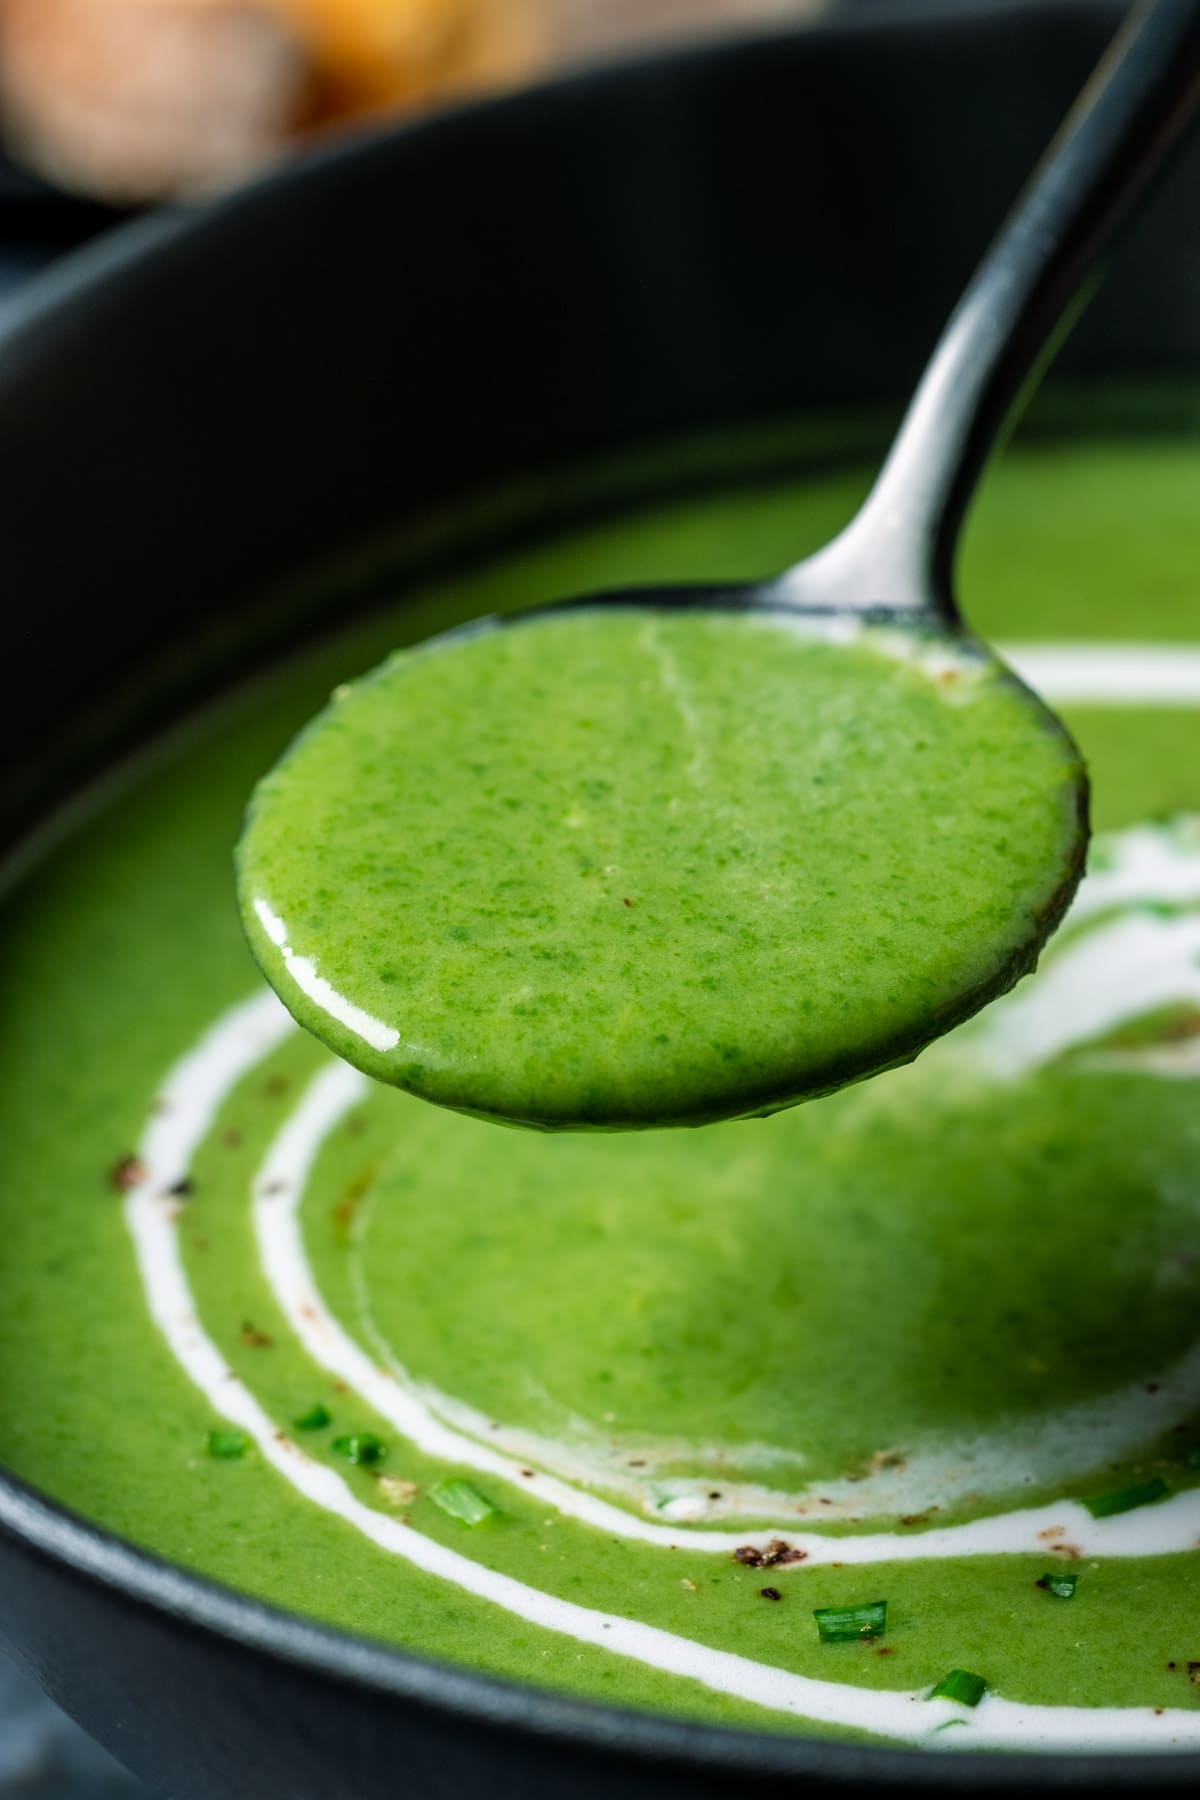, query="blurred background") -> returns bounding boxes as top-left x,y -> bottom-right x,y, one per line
0,0 -> 825,209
